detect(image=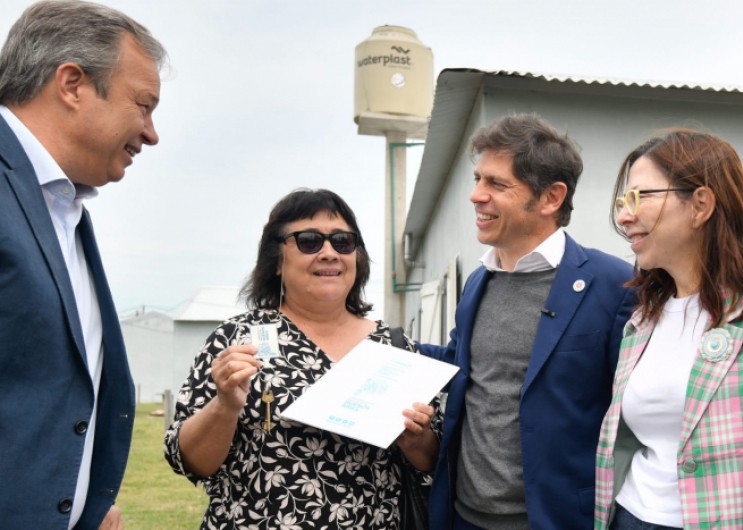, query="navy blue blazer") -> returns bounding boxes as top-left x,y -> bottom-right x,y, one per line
0,115 -> 135,529
419,234 -> 635,530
